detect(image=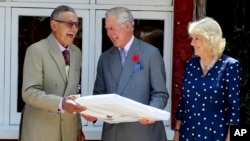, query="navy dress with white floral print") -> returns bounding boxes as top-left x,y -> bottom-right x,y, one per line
176,54 -> 242,141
